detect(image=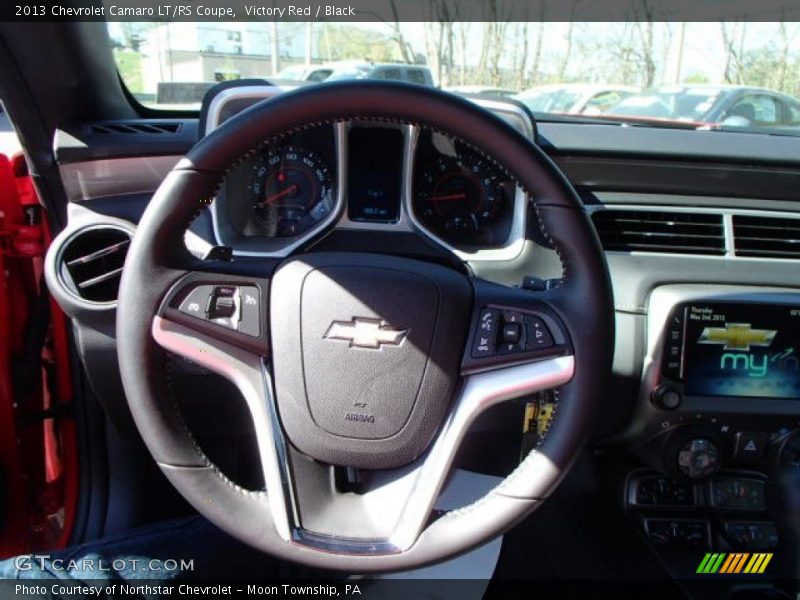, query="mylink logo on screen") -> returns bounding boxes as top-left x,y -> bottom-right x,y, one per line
698,323 -> 782,378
